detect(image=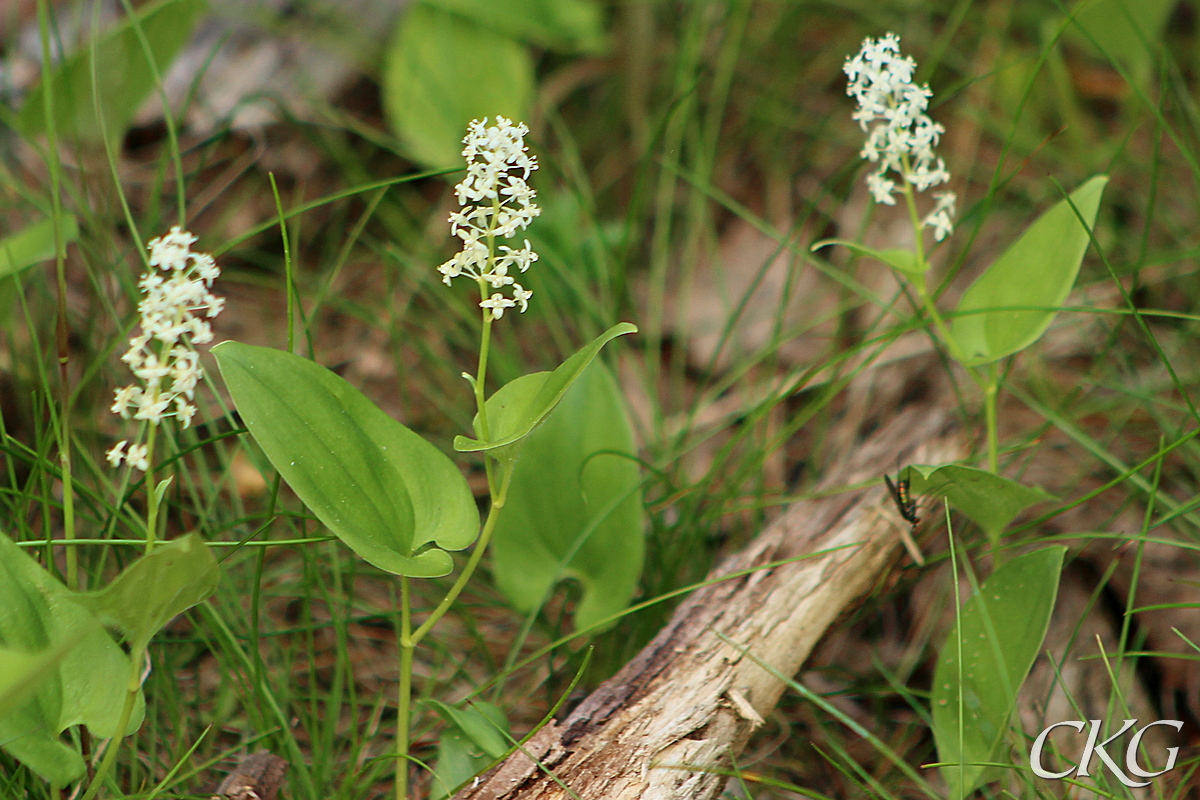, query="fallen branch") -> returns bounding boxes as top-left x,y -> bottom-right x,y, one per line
454,406 -> 966,800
